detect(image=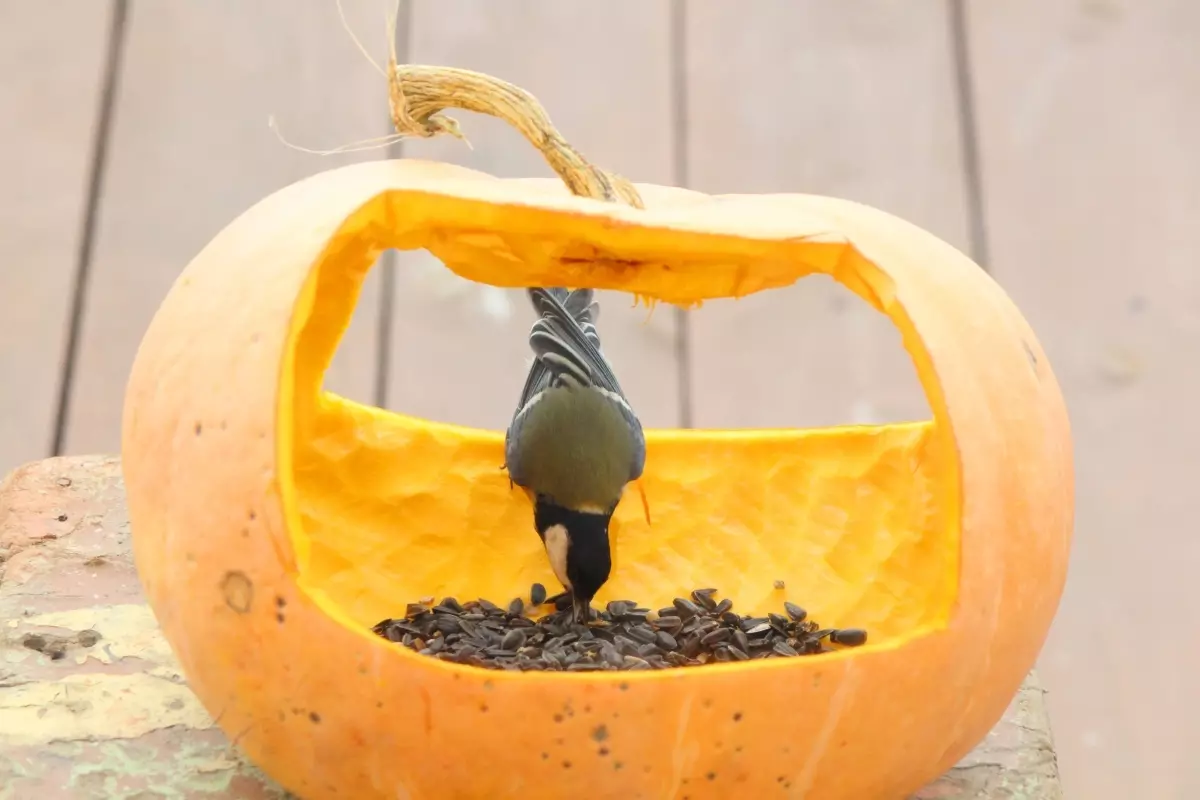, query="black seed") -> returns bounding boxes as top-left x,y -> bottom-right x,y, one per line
691,588 -> 718,611
627,624 -> 657,644
772,641 -> 799,656
672,597 -> 702,618
531,583 -> 547,606
375,590 -> 869,670
830,628 -> 868,647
